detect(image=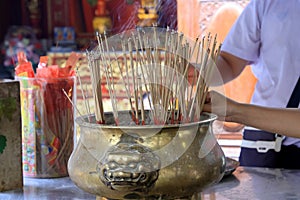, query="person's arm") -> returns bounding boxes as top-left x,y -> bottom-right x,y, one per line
203,91 -> 300,138
217,51 -> 249,83
209,51 -> 250,85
